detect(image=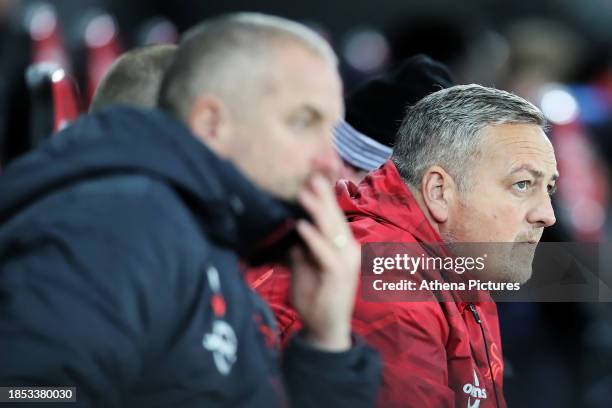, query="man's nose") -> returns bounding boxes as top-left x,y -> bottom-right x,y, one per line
312,144 -> 342,184
527,191 -> 557,228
